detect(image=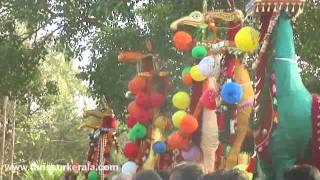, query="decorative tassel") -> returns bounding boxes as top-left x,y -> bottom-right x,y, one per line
286,3 -> 289,12
292,3 -> 296,13
267,3 -> 271,12
262,3 -> 265,12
